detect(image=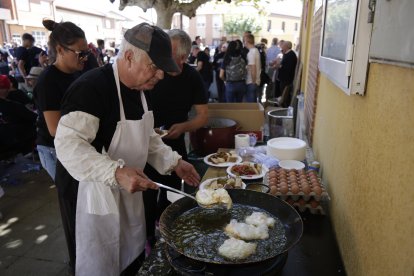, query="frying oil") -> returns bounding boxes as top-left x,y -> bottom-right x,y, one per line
170,204 -> 287,263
